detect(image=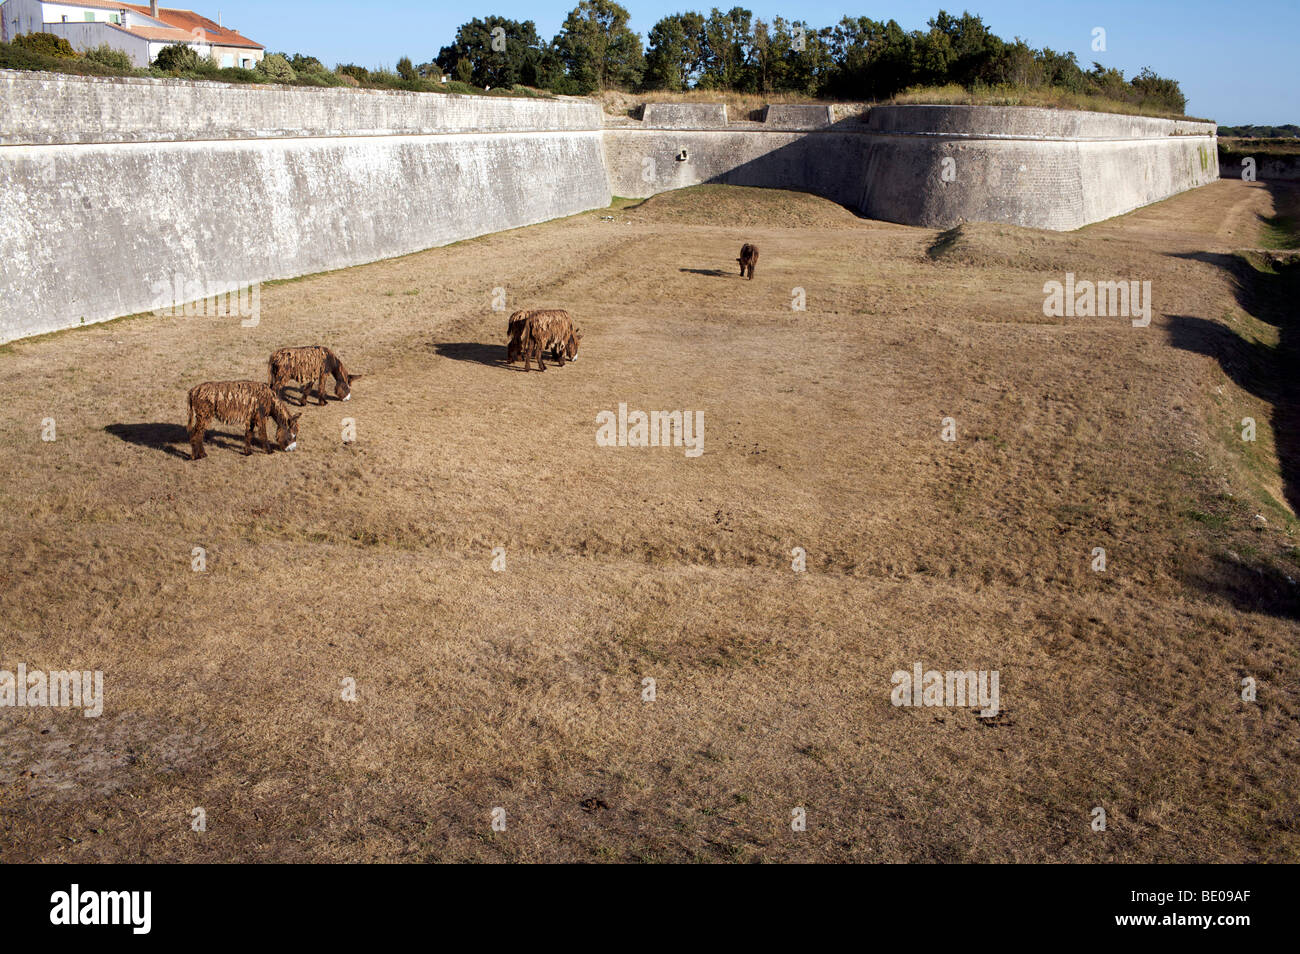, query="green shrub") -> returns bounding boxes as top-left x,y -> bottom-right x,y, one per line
13,32 -> 76,58
396,56 -> 416,81
336,63 -> 369,82
366,68 -> 399,85
84,44 -> 133,70
153,43 -> 199,72
441,80 -> 480,96
257,52 -> 296,82
213,67 -> 262,84
289,53 -> 328,75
